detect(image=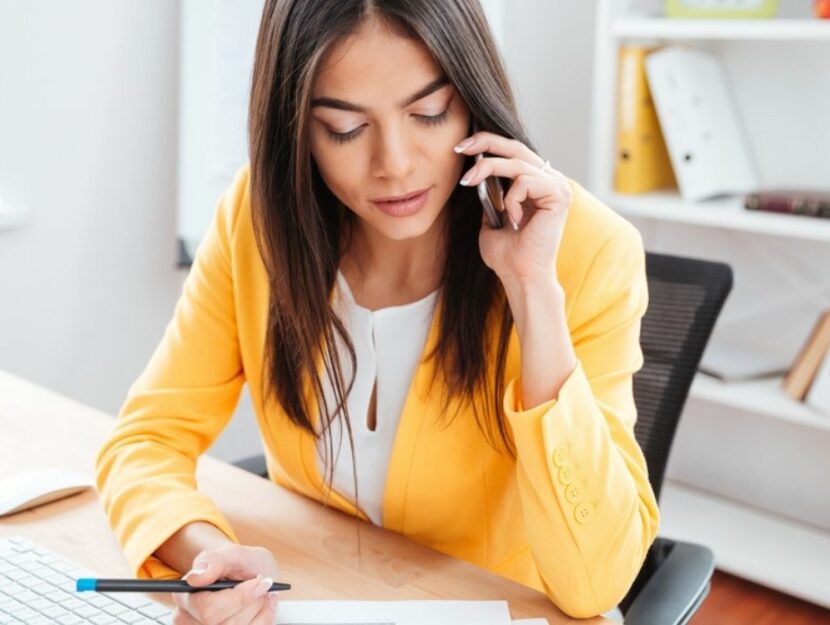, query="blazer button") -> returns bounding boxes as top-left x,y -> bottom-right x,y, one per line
558,464 -> 575,485
552,444 -> 571,467
574,502 -> 595,525
565,481 -> 583,504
